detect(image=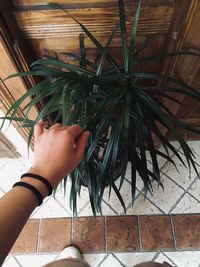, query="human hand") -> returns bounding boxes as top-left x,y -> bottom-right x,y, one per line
29,121 -> 90,188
